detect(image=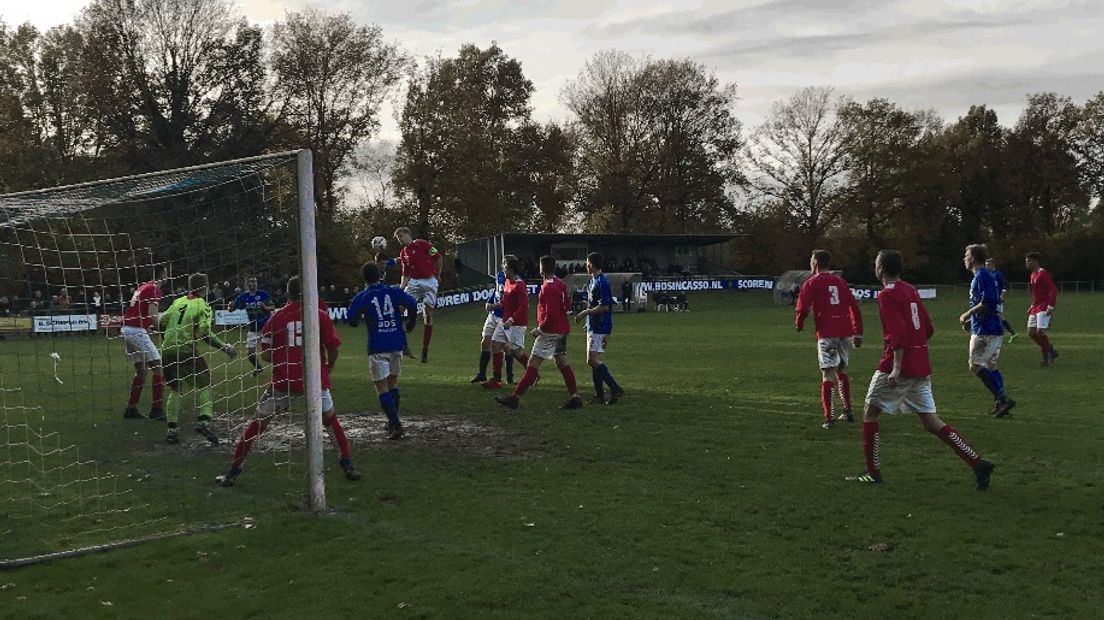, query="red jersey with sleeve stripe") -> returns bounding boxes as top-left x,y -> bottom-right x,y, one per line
1029,268 -> 1057,314
500,277 -> 529,326
122,281 -> 163,329
876,280 -> 933,377
537,277 -> 570,335
399,239 -> 439,279
795,272 -> 863,338
261,301 -> 341,393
